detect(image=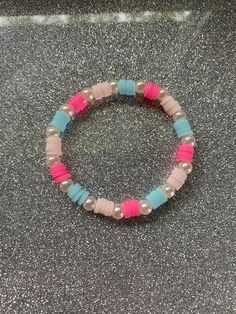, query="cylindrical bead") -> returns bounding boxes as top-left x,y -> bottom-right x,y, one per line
69,92 -> 88,114
50,111 -> 70,133
176,144 -> 194,163
144,82 -> 161,100
91,82 -> 112,100
118,79 -> 136,96
145,187 -> 167,209
167,167 -> 187,191
67,183 -> 90,205
173,118 -> 193,138
121,199 -> 141,219
160,95 -> 181,116
50,162 -> 72,184
94,198 -> 114,217
46,136 -> 62,156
